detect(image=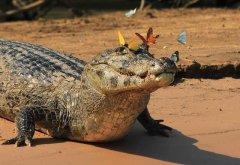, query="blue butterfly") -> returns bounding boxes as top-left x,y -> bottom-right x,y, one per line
171,51 -> 179,63
177,31 -> 187,45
